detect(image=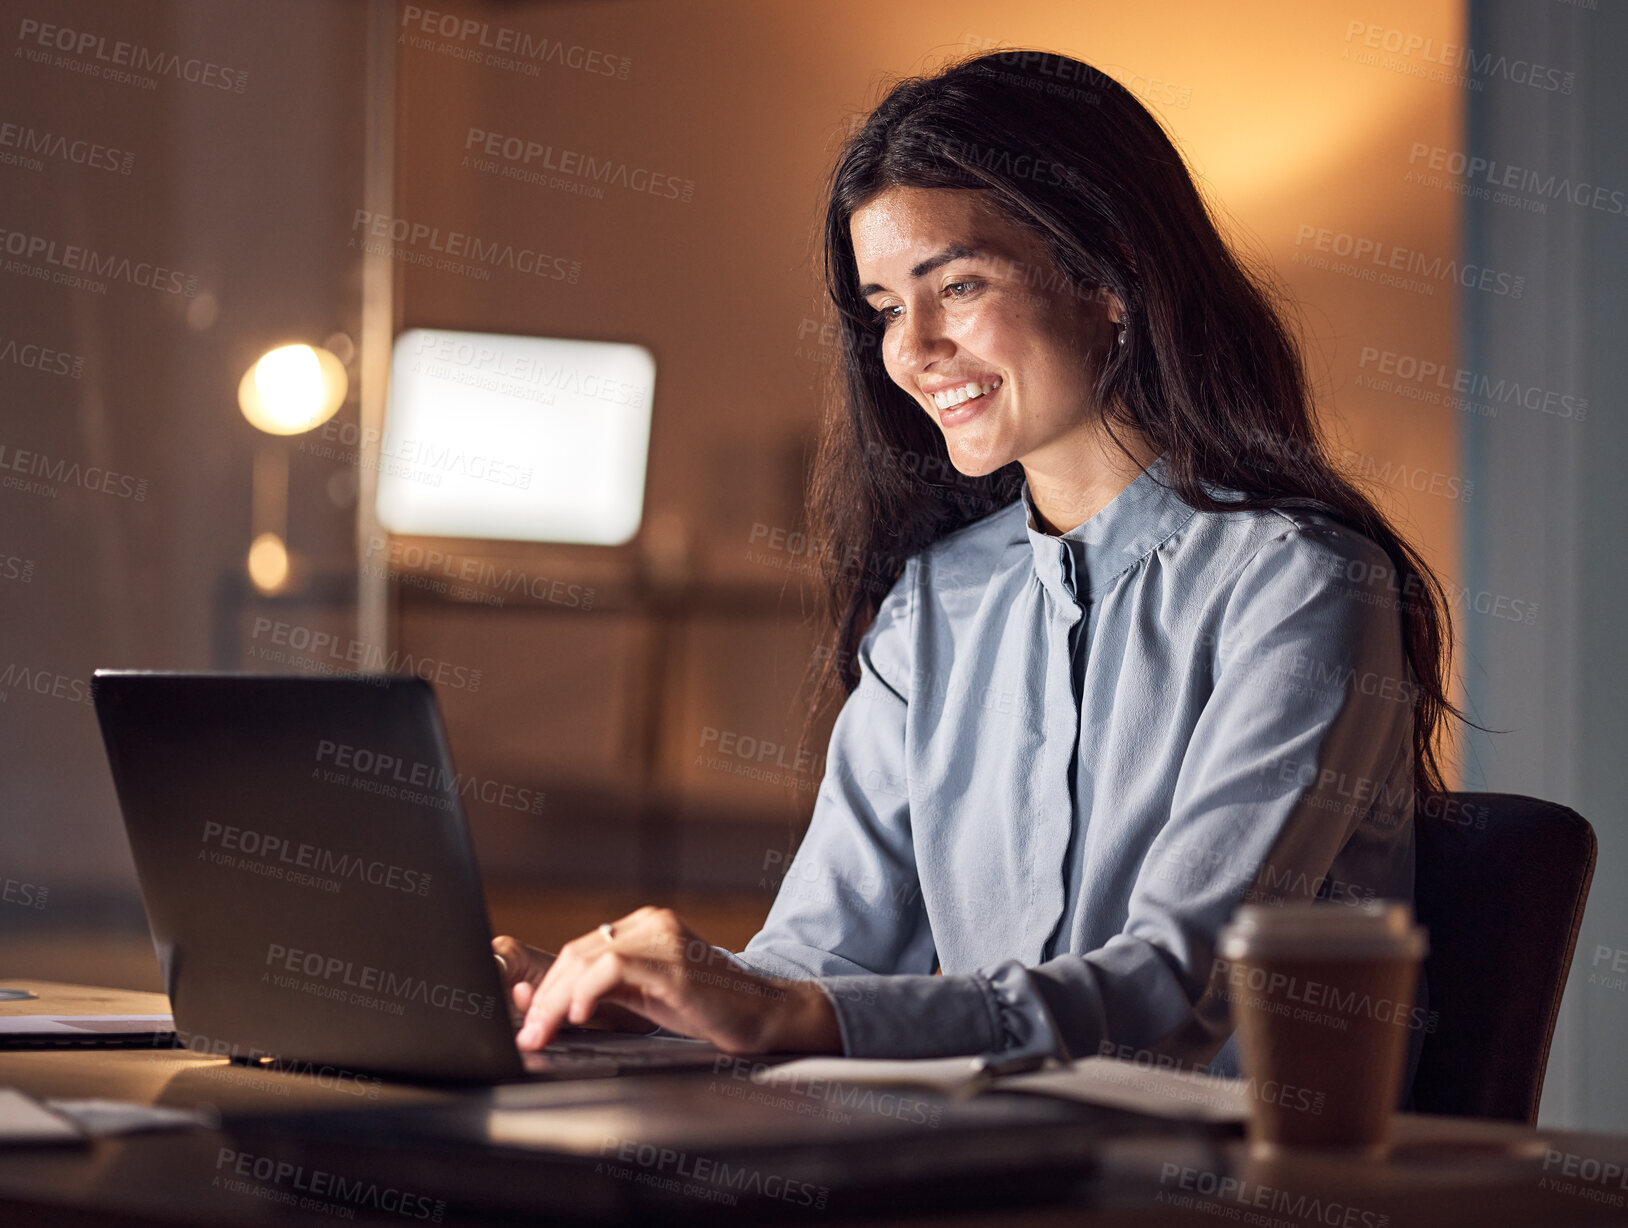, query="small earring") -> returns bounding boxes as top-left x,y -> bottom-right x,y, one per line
1116,322 -> 1126,346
